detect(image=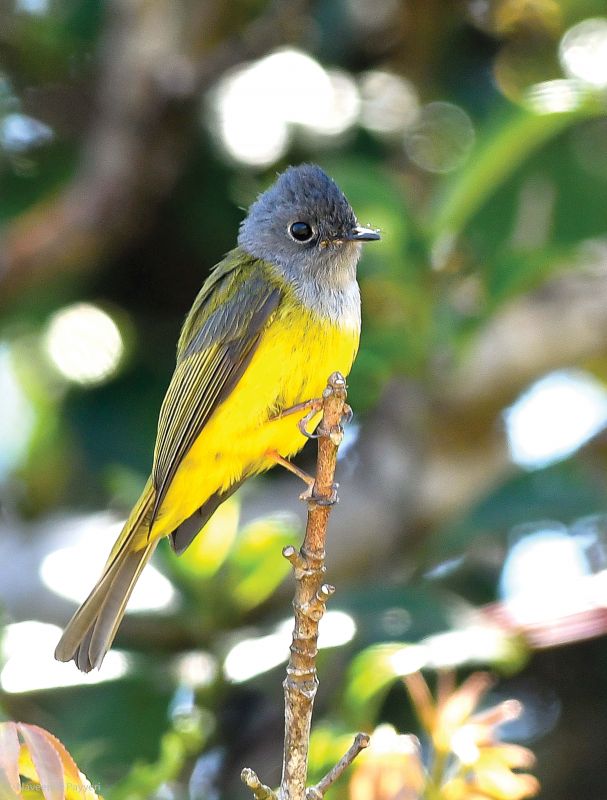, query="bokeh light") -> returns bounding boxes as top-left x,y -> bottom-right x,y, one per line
388,623 -> 512,674
257,50 -> 334,129
559,17 -> 607,89
345,0 -> 400,32
210,49 -> 360,166
366,723 -> 419,755
404,102 -> 475,173
175,651 -> 218,689
525,78 -> 587,114
0,113 -> 53,153
359,71 -> 419,135
40,515 -> 177,613
308,69 -> 360,137
44,302 -> 125,386
0,621 -> 128,692
504,369 -> 607,469
211,63 -> 289,167
224,610 -> 356,682
15,0 -> 49,14
500,524 -> 590,626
